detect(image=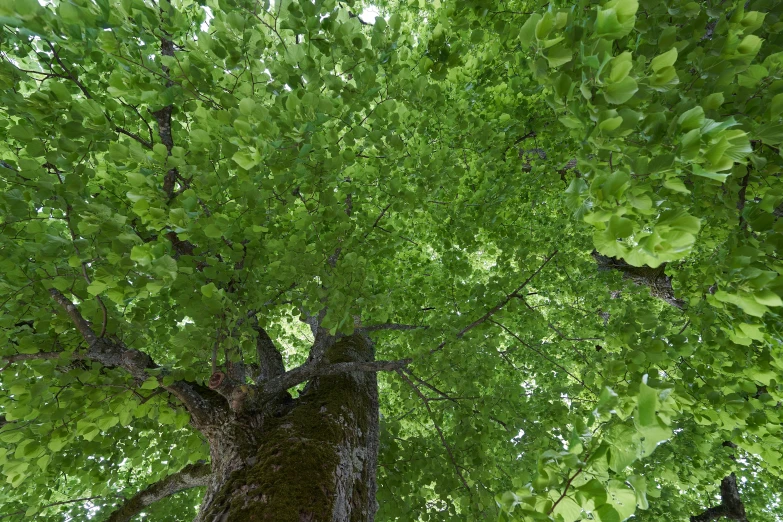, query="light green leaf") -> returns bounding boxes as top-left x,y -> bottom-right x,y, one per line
140,377 -> 159,390
637,381 -> 657,427
604,76 -> 638,104
649,47 -> 677,72
232,150 -> 259,170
